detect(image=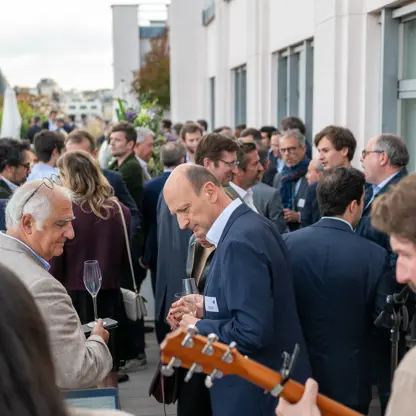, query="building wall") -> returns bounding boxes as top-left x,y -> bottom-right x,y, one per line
170,0 -> 416,168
